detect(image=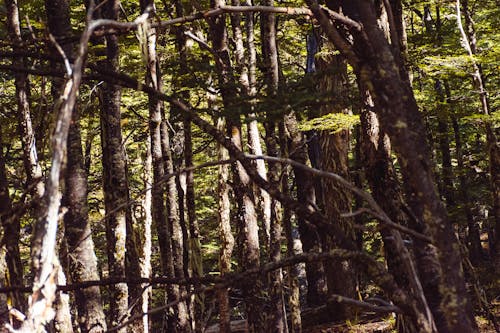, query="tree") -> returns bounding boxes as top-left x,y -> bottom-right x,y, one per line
0,1 -> 499,332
